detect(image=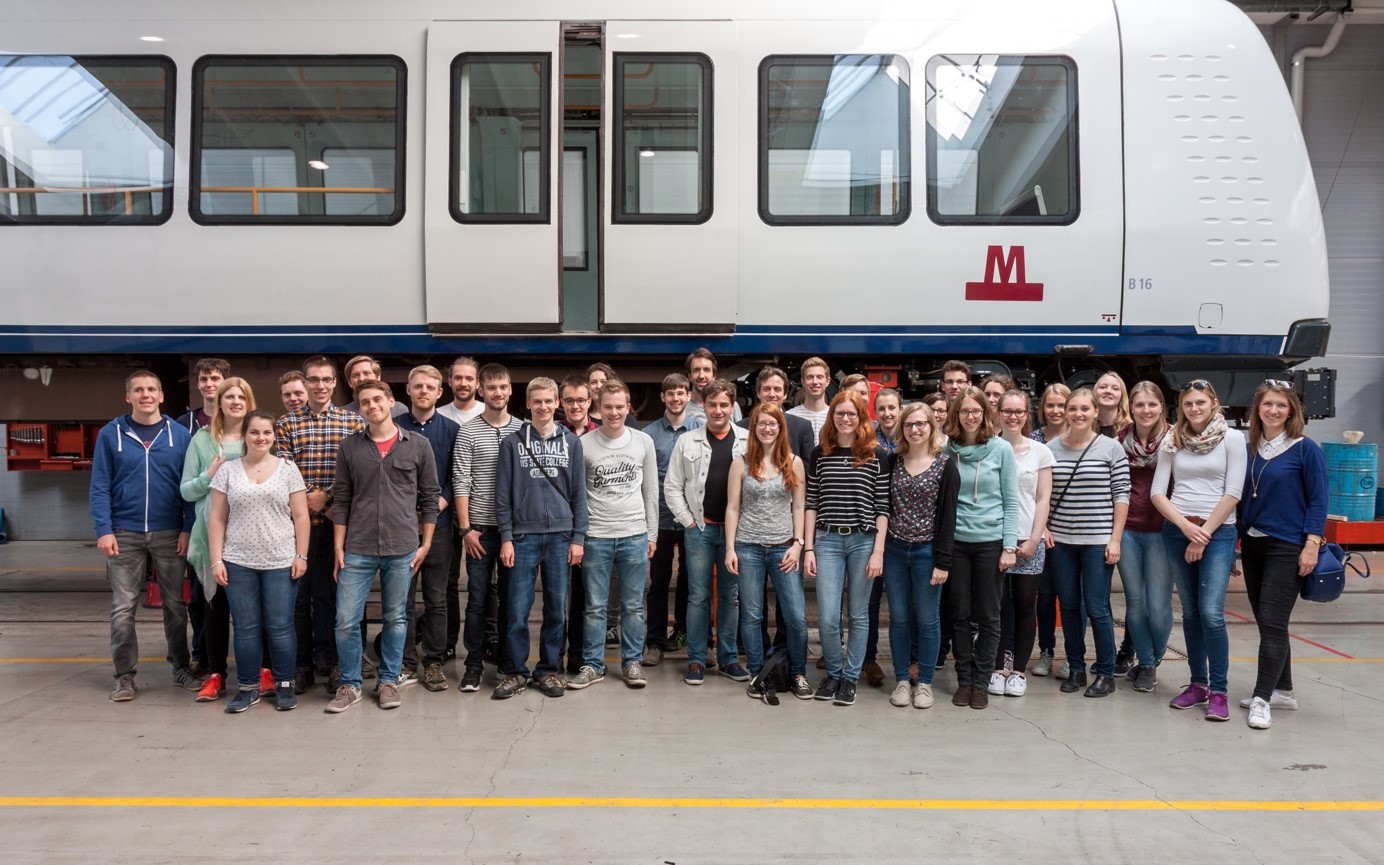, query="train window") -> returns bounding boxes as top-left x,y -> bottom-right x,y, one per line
926,55 -> 1078,225
451,54 -> 550,224
613,54 -> 712,224
759,55 -> 909,226
191,56 -> 405,225
0,55 -> 175,226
